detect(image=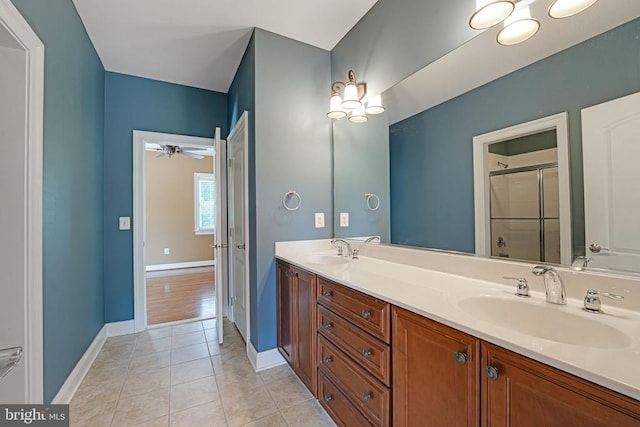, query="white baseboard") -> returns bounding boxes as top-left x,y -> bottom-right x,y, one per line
106,320 -> 136,337
247,341 -> 286,372
146,260 -> 215,272
51,325 -> 107,404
